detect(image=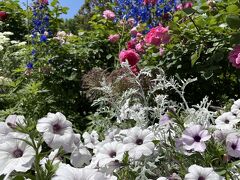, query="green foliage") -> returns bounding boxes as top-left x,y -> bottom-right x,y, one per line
140,0 -> 240,106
